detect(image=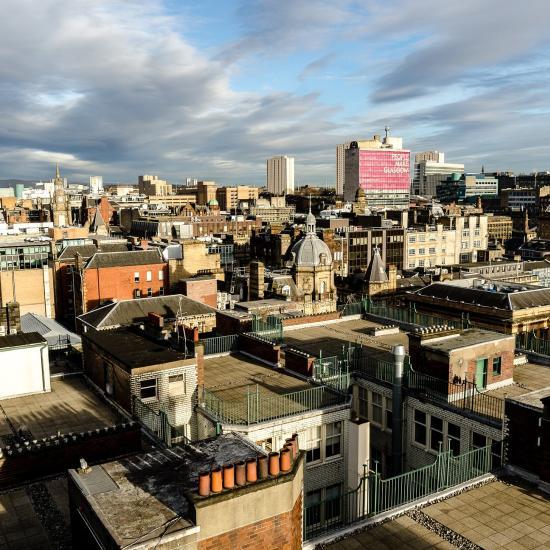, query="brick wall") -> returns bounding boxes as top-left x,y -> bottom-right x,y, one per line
181,278 -> 218,308
281,310 -> 341,327
239,333 -> 280,366
285,347 -> 314,376
82,263 -> 168,312
197,491 -> 302,550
